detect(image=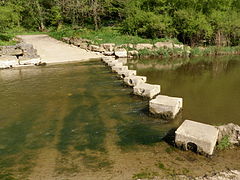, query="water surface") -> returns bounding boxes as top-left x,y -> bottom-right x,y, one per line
0,58 -> 239,179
